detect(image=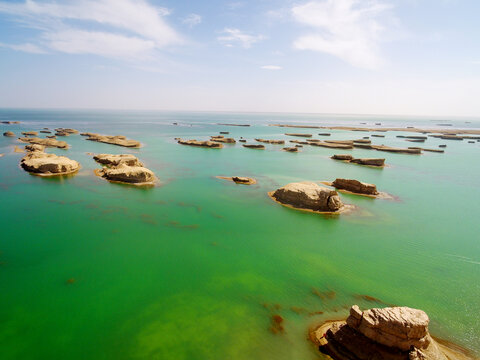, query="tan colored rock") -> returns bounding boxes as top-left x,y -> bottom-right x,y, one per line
25,144 -> 45,152
270,182 -> 343,212
354,139 -> 372,144
325,140 -> 355,145
82,133 -> 141,148
243,144 -> 265,149
14,146 -> 25,153
177,138 -> 223,148
20,151 -> 80,176
285,133 -> 313,137
18,137 -> 69,149
372,145 -> 421,154
350,158 -> 385,166
309,142 -> 353,149
93,154 -> 143,167
22,131 -> 38,136
216,176 -> 256,185
3,131 -> 15,137
97,164 -> 155,185
332,178 -> 379,195
331,154 -> 354,161
211,136 -> 236,143
255,139 -> 285,144
282,147 -> 299,152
